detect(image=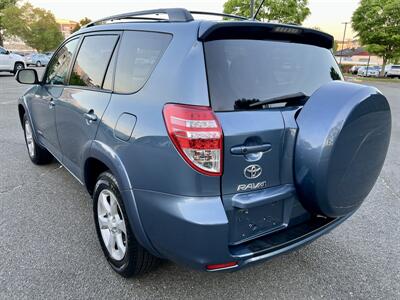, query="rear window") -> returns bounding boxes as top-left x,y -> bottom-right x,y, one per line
204,40 -> 342,111
70,35 -> 119,89
391,65 -> 400,69
114,31 -> 172,94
